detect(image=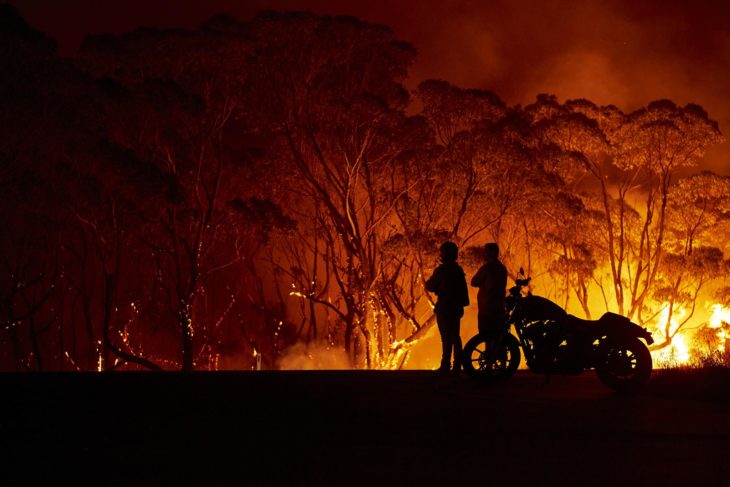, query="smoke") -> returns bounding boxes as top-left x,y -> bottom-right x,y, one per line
277,342 -> 352,370
12,0 -> 730,173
